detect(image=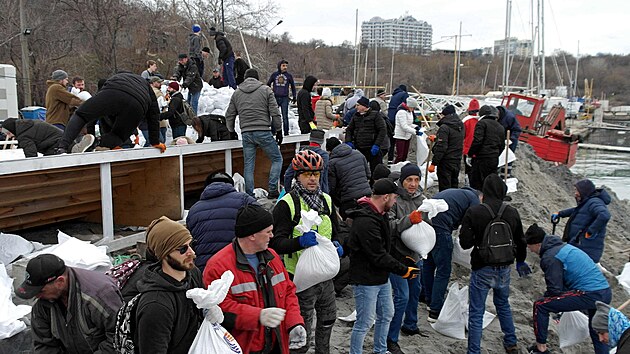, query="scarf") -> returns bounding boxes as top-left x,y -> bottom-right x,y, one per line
293,179 -> 324,212
609,307 -> 630,348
